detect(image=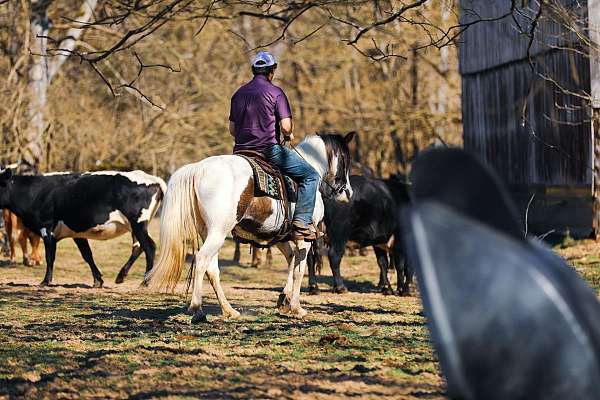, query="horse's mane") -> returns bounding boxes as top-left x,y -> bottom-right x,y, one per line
315,133 -> 352,179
